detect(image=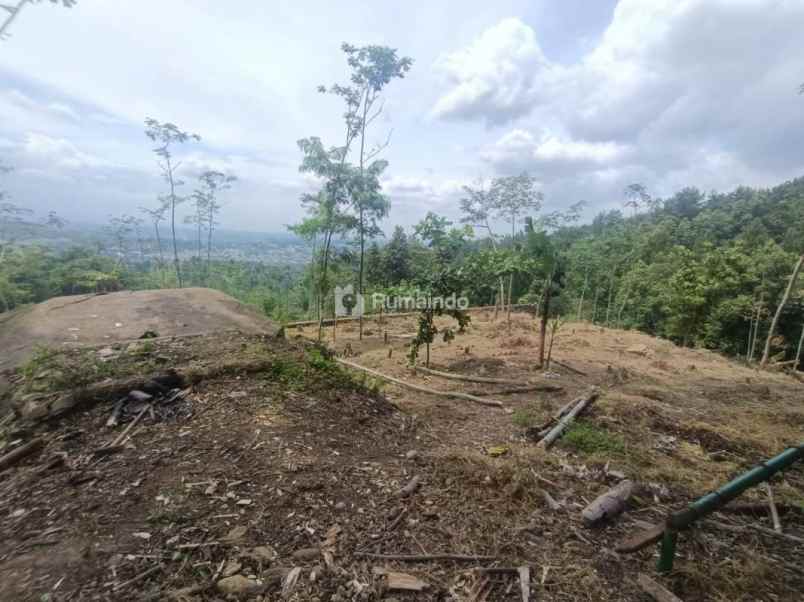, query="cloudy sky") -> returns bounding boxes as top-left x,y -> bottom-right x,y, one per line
1,0 -> 802,233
